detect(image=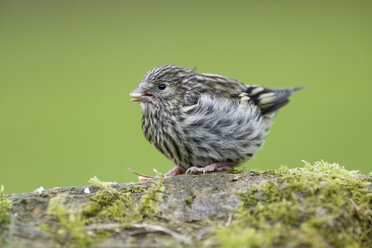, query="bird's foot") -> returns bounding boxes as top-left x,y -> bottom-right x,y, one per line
164,166 -> 186,176
186,163 -> 231,174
